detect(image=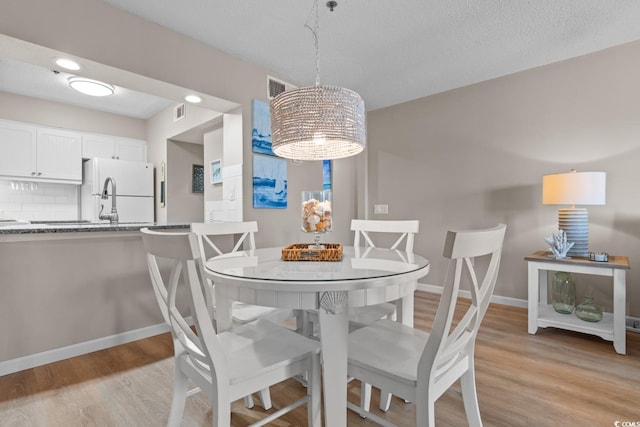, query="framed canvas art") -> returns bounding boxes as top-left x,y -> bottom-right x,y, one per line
323,160 -> 332,190
210,159 -> 222,184
252,99 -> 274,156
253,154 -> 287,208
192,164 -> 204,193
